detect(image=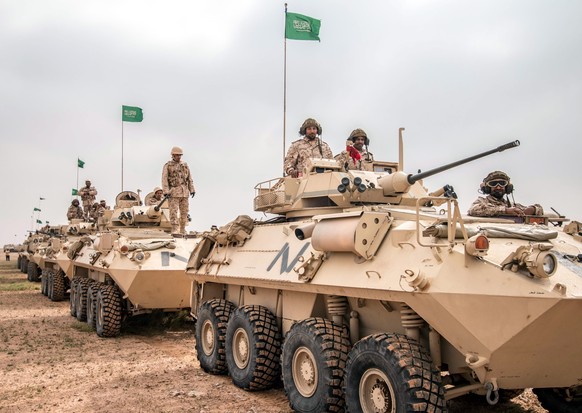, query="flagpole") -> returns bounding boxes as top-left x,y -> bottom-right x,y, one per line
121,110 -> 124,191
283,3 -> 288,176
76,157 -> 79,196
